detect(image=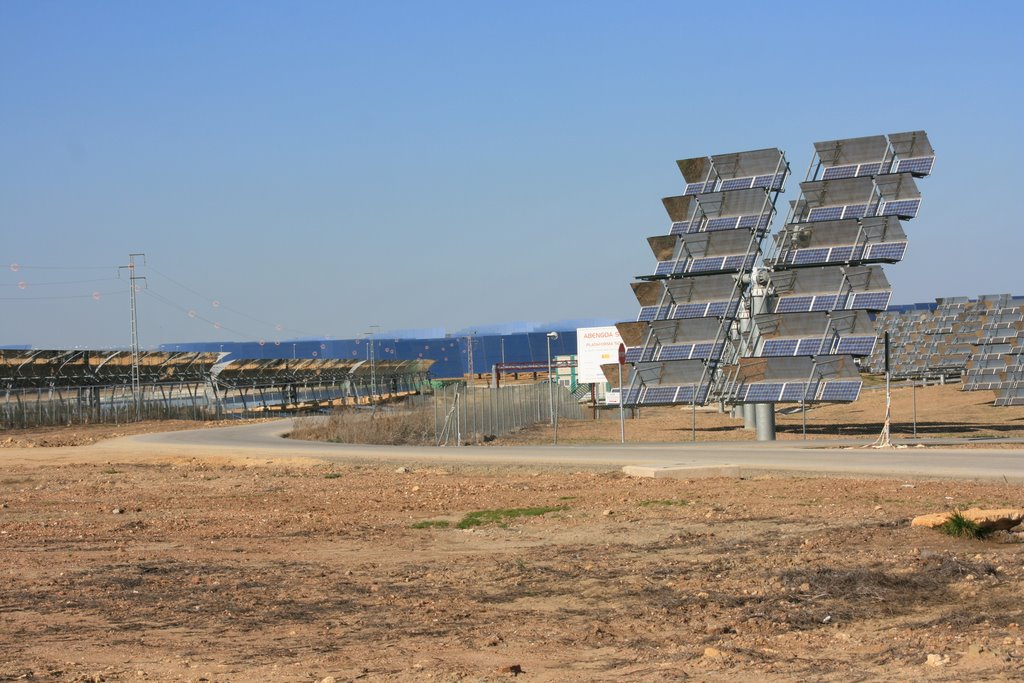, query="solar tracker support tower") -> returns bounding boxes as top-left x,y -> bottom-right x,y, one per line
755,402 -> 775,441
743,403 -> 756,430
